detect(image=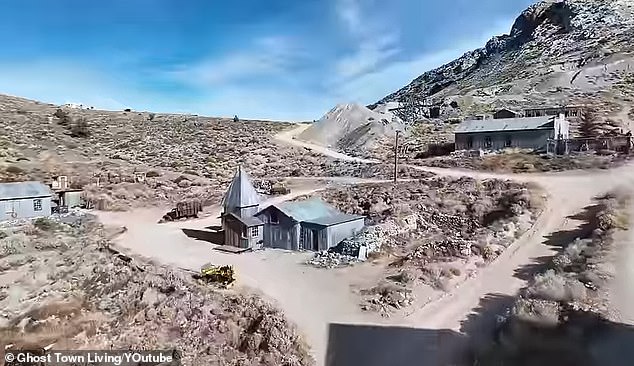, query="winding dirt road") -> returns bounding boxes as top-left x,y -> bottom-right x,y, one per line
99,124 -> 634,366
279,125 -> 634,344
